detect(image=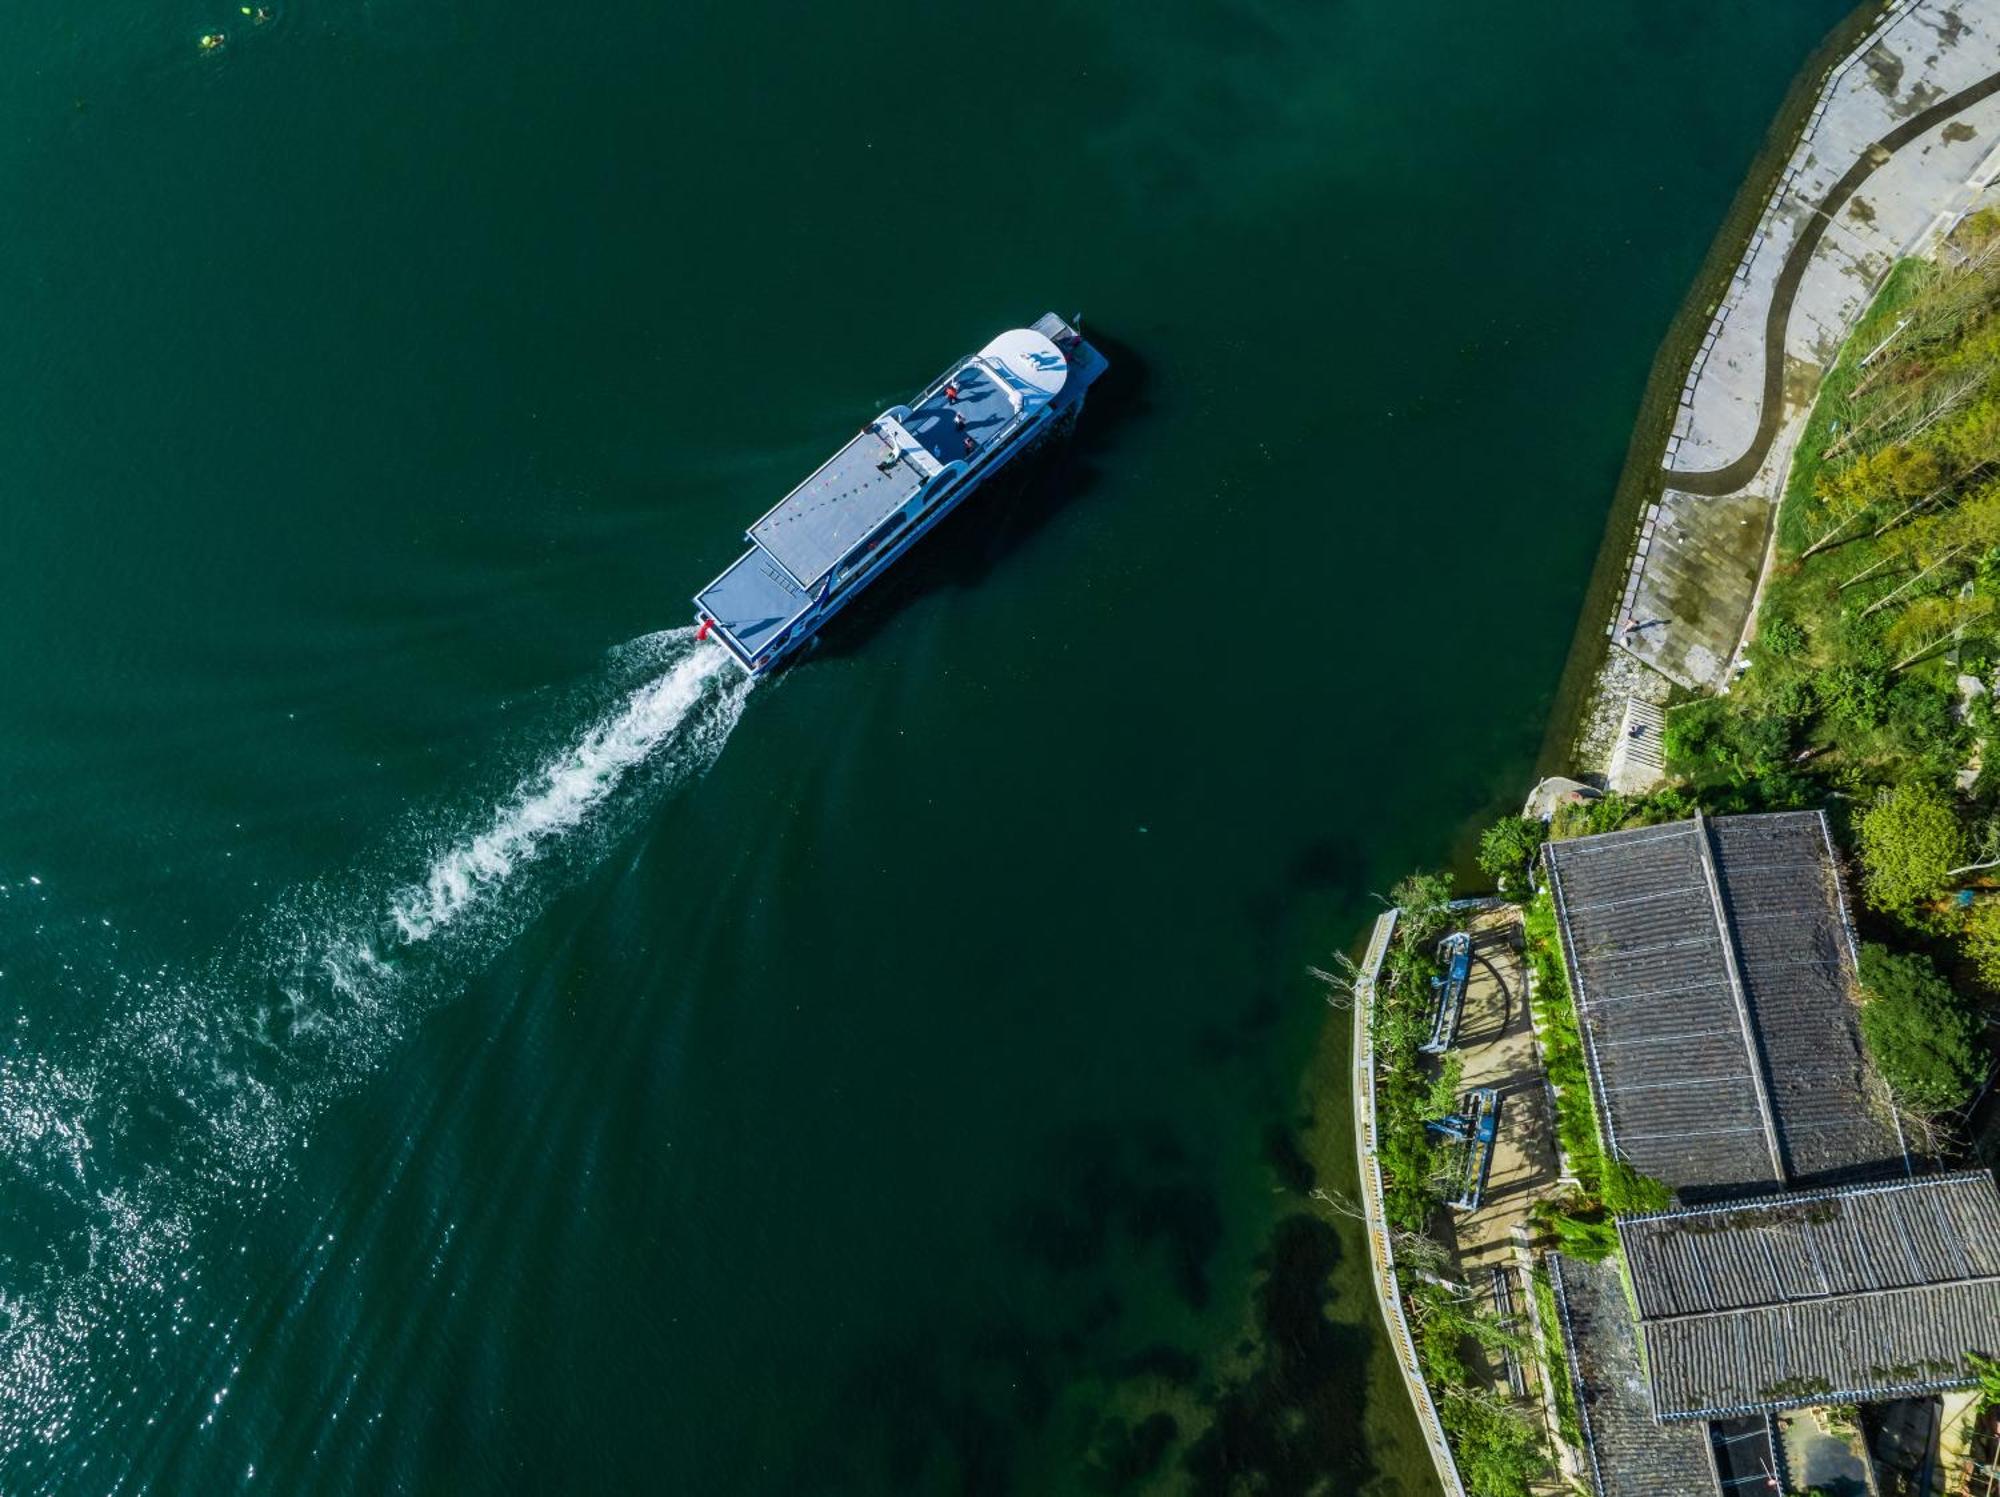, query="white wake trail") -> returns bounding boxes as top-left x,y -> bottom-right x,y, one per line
391,634 -> 747,943
0,629 -> 755,1475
